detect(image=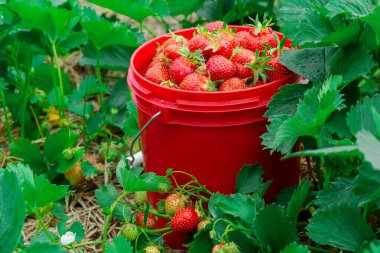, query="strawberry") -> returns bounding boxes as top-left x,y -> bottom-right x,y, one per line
212,243 -> 239,253
134,191 -> 148,206
169,56 -> 197,84
219,78 -> 248,91
145,63 -> 170,84
121,223 -> 139,241
247,15 -> 277,51
251,33 -> 277,52
158,35 -> 187,53
171,207 -> 199,233
206,55 -> 236,81
231,48 -> 255,79
162,44 -> 182,60
265,55 -> 291,82
204,21 -> 225,32
64,162 -> 85,186
188,34 -> 211,59
197,219 -> 211,231
144,245 -> 161,253
206,37 -> 234,59
160,80 -> 179,89
235,31 -> 255,51
135,212 -> 158,229
165,192 -> 187,216
148,53 -> 167,69
179,73 -> 215,92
